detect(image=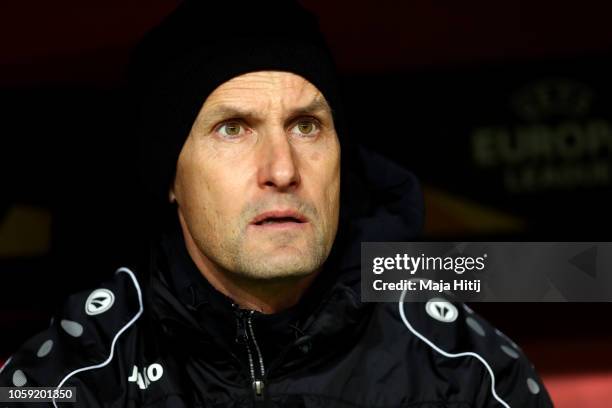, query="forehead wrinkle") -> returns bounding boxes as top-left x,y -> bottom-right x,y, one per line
199,74 -> 330,126
225,71 -> 322,112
